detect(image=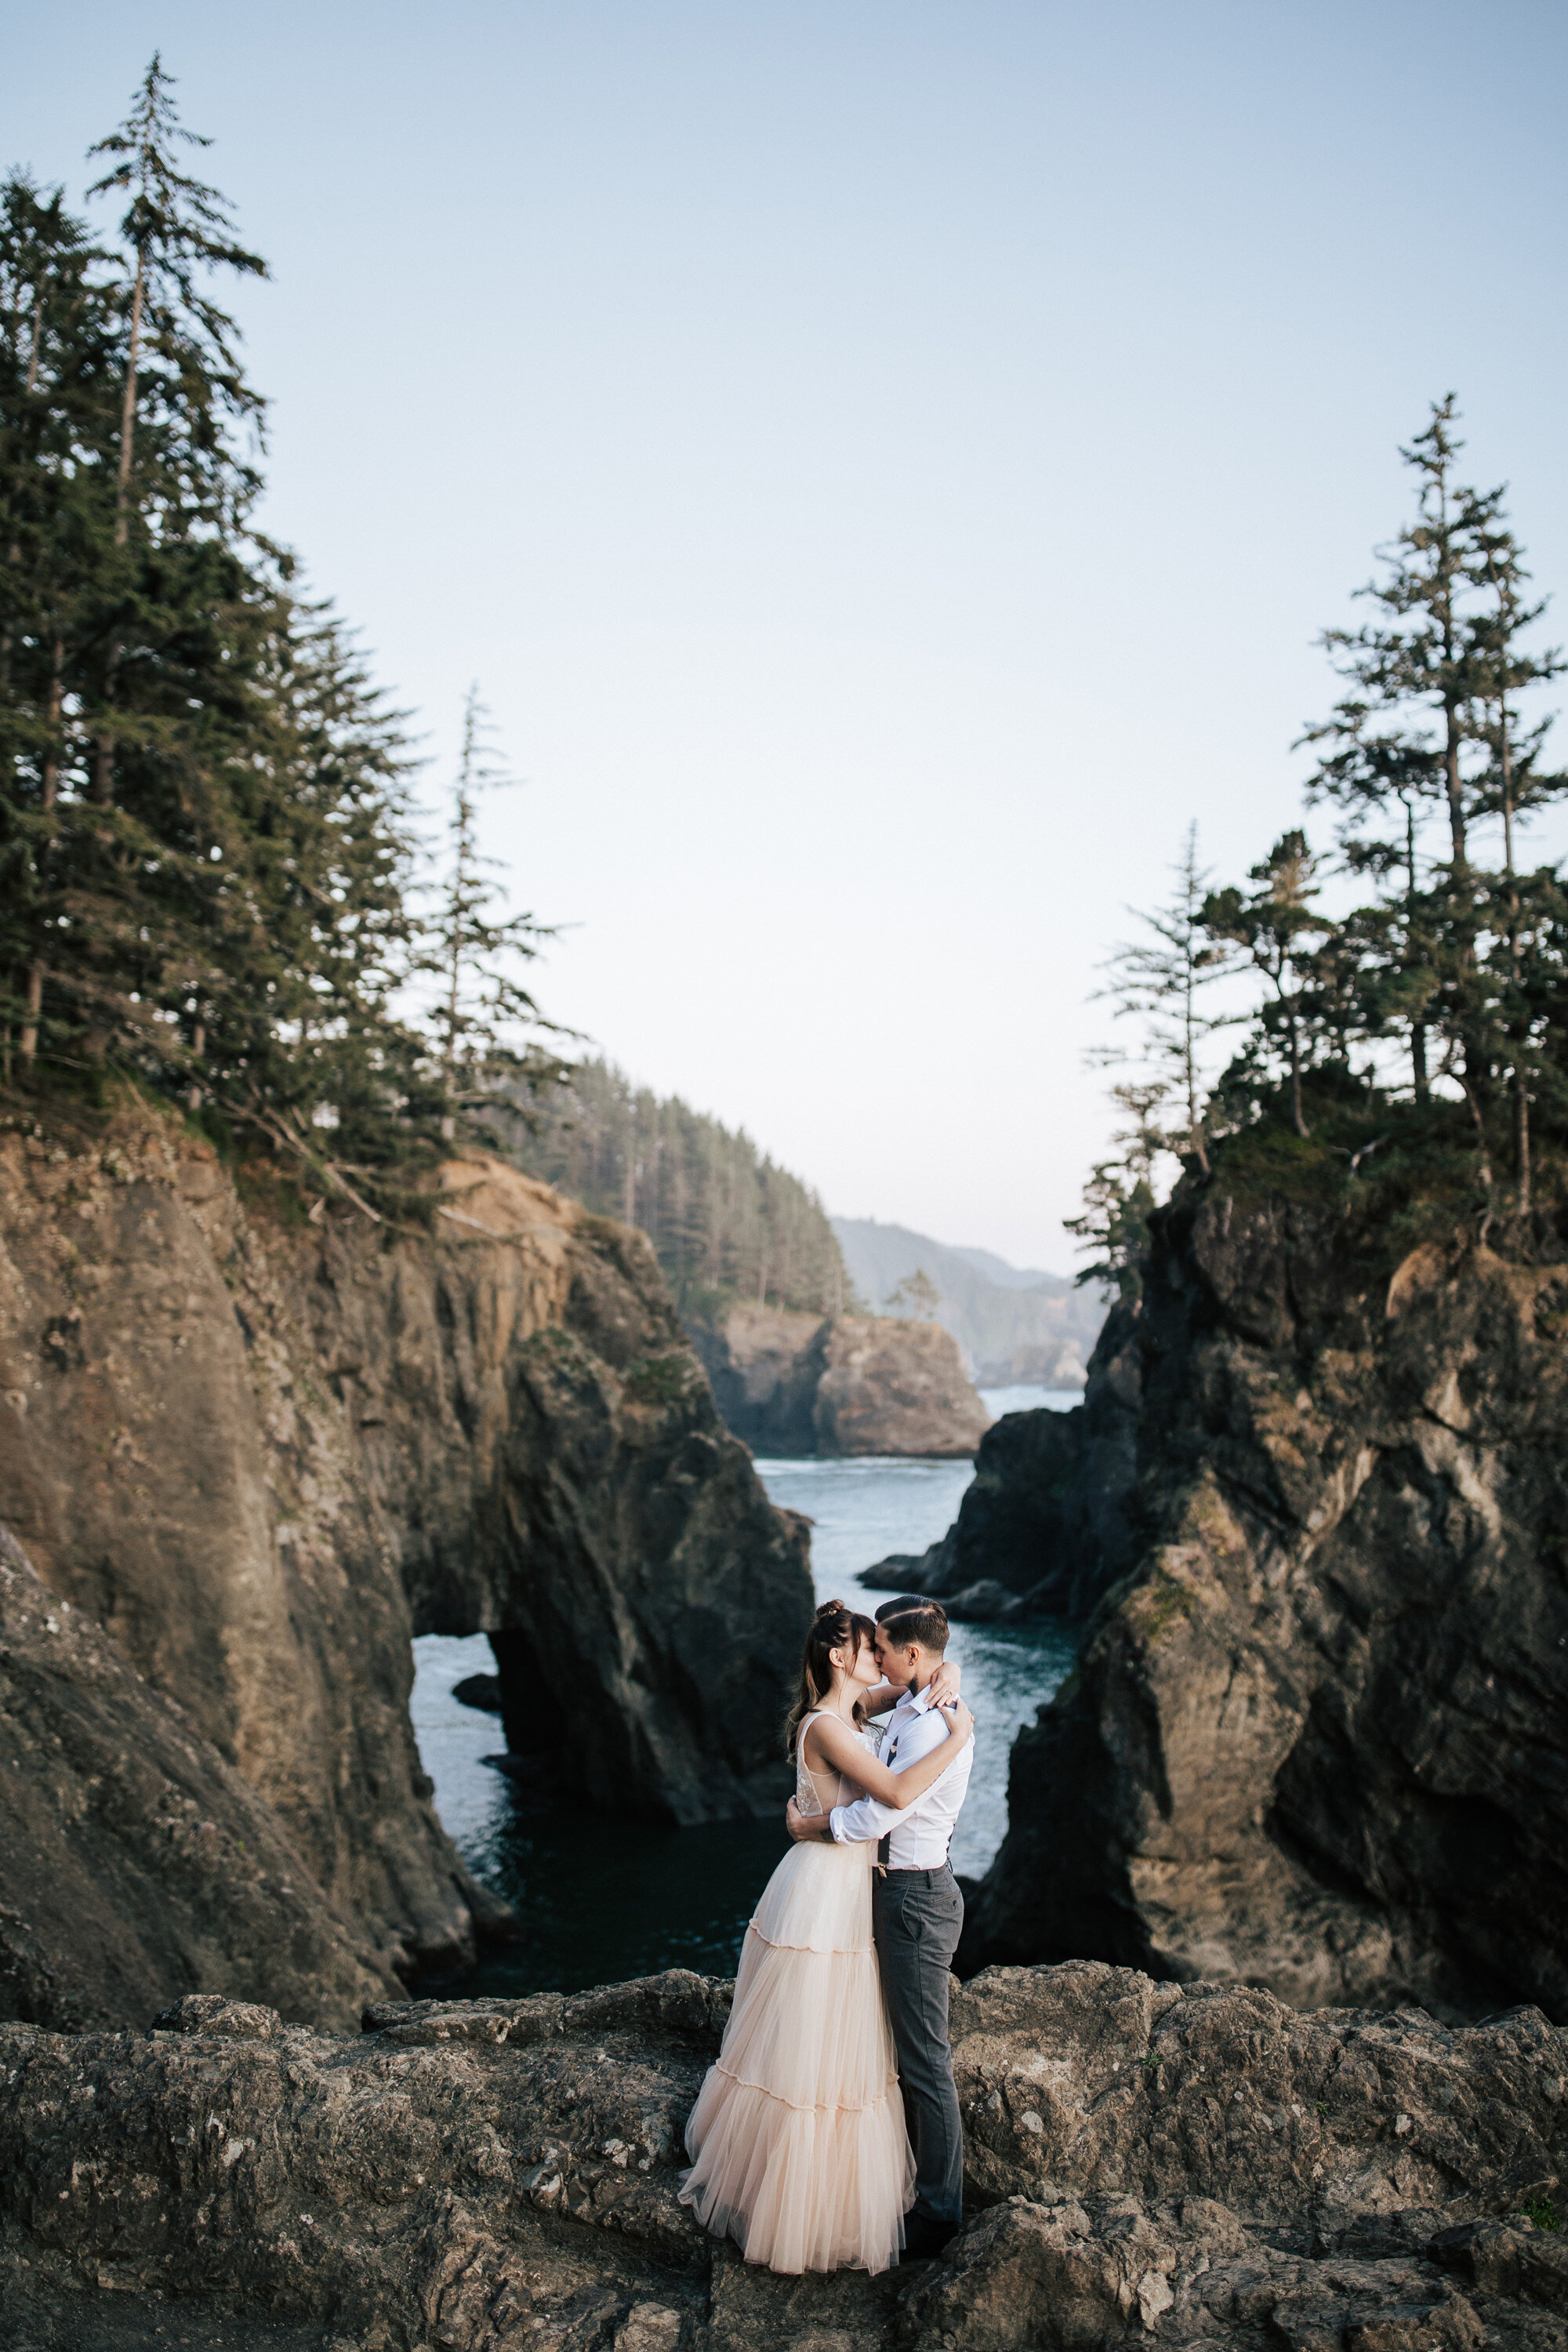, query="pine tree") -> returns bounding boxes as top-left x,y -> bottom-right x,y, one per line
1203,833 -> 1329,1140
1464,514 -> 1567,1207
1091,822 -> 1231,1176
421,685 -> 568,1141
886,1268 -> 942,1319
1064,1078 -> 1164,1302
85,54 -> 266,551
1298,397 -> 1532,1105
